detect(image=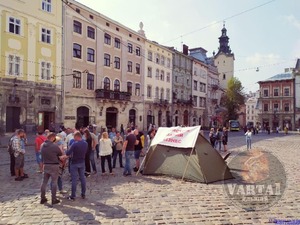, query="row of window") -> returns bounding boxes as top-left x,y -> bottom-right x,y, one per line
263,103 -> 291,112
8,55 -> 52,81
193,96 -> 206,108
146,86 -> 171,100
262,88 -> 290,97
73,73 -> 141,95
9,17 -> 52,44
148,51 -> 171,68
147,67 -> 171,82
74,20 -> 141,56
73,71 -> 94,90
193,80 -> 206,92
